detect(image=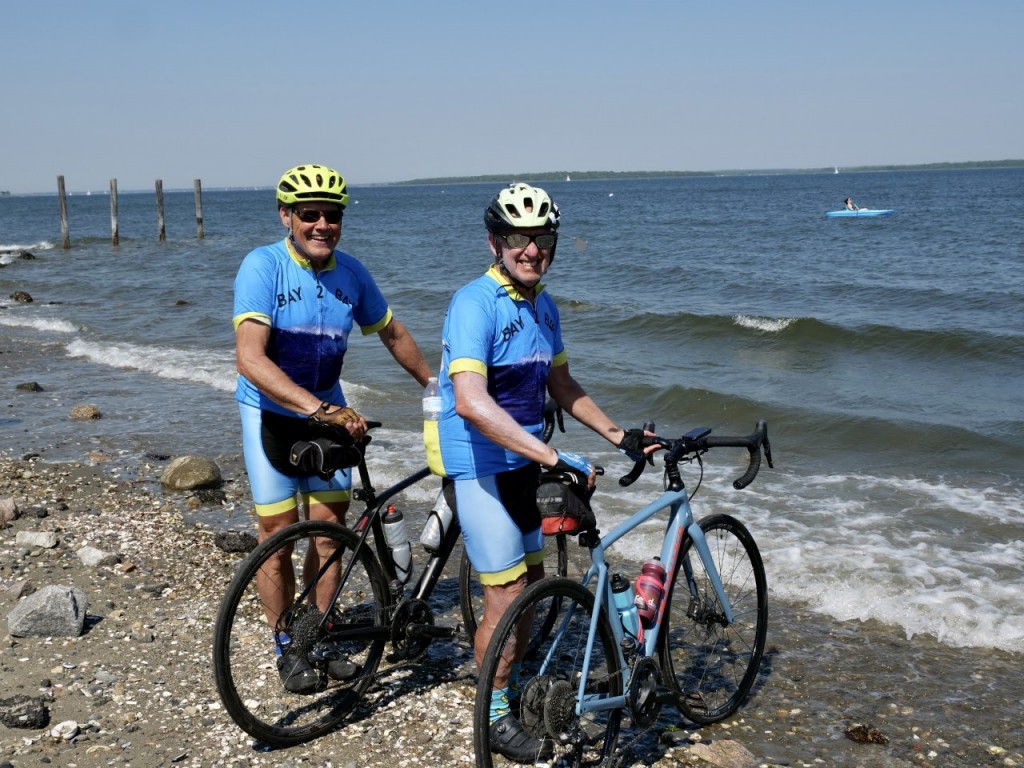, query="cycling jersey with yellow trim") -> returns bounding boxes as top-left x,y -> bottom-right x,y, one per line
431,264 -> 566,479
232,237 -> 392,416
